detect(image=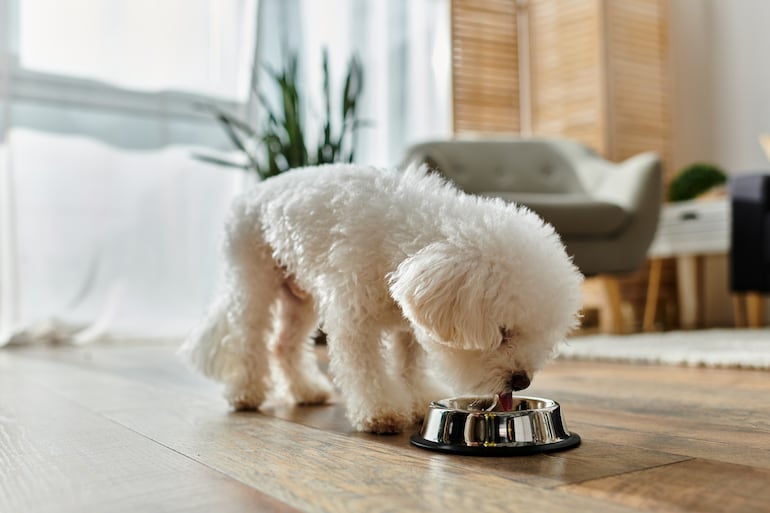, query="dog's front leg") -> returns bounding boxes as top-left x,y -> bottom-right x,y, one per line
390,330 -> 451,422
324,321 -> 415,433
